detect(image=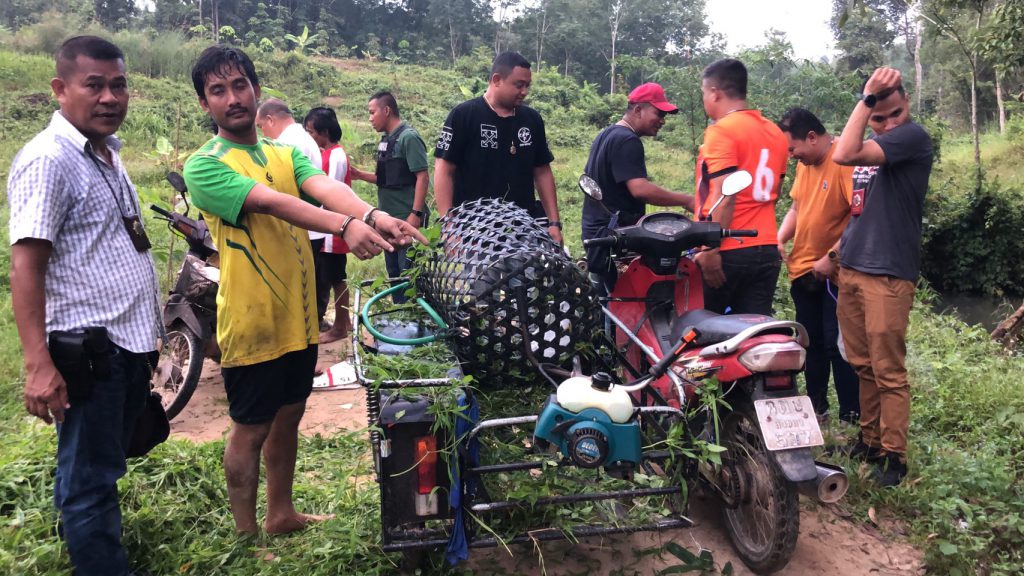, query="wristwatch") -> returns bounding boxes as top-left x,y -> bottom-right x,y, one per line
411,208 -> 427,220
862,93 -> 877,108
549,220 -> 563,230
827,249 -> 839,262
